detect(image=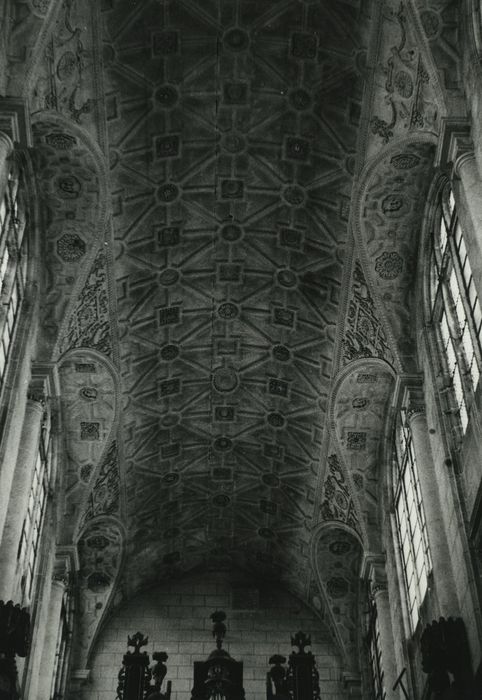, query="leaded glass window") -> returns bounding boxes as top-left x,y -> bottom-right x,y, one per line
430,182 -> 481,433
394,417 -> 432,632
